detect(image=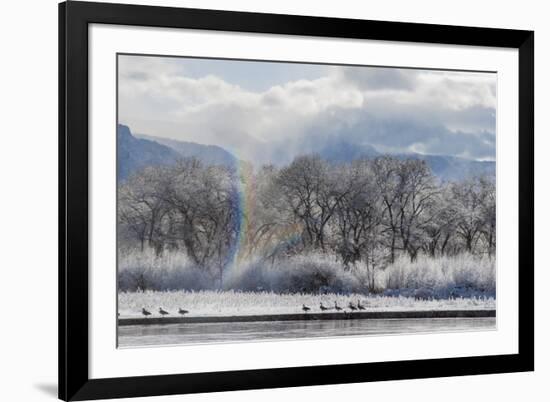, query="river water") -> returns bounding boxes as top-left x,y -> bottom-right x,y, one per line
118,317 -> 495,347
